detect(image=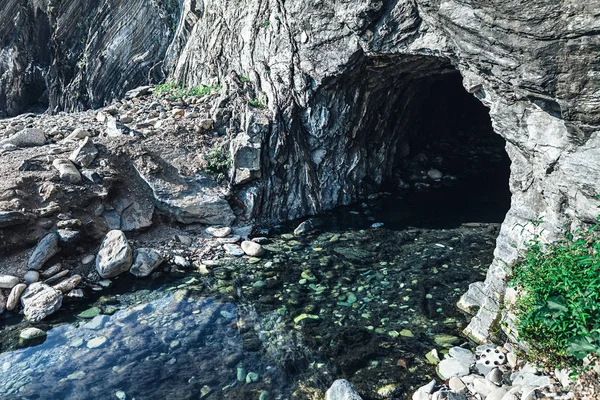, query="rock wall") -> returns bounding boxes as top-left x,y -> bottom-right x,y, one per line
168,0 -> 600,340
2,0 -> 600,342
0,0 -> 178,117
